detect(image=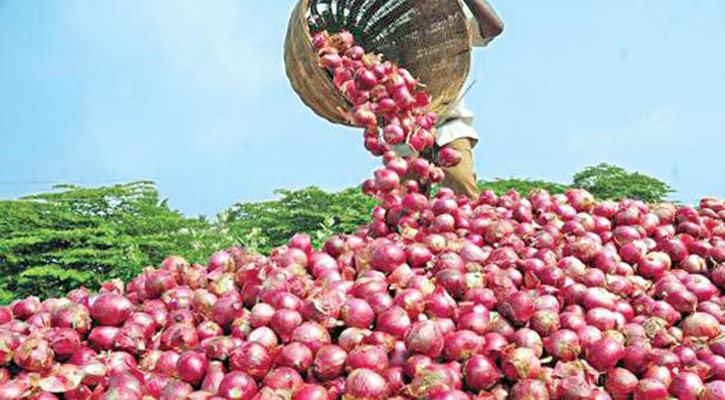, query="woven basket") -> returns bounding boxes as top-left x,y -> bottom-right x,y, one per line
284,0 -> 472,126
